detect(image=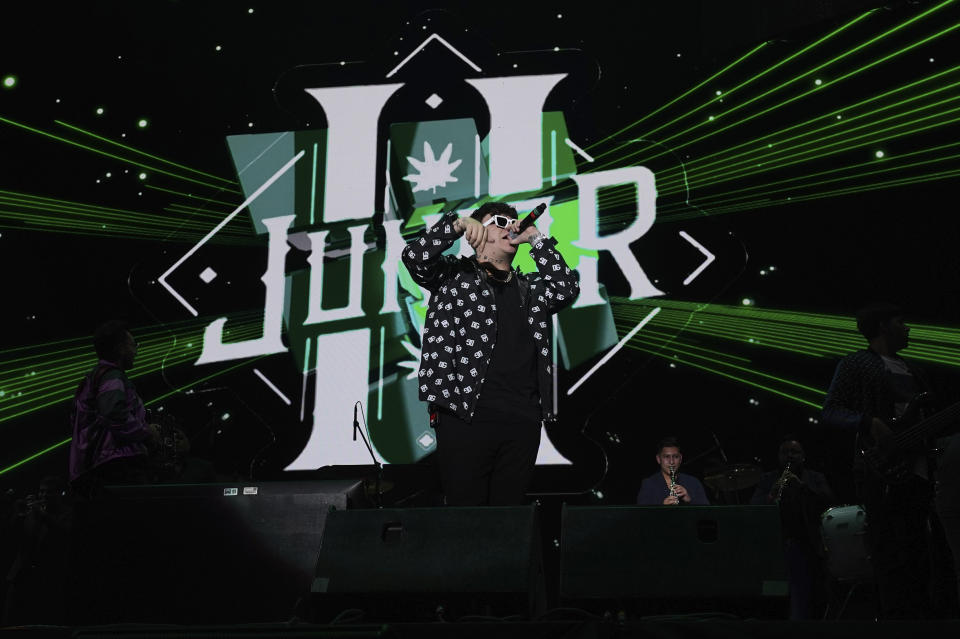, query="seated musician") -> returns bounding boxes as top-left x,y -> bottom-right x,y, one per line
636,436 -> 710,505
